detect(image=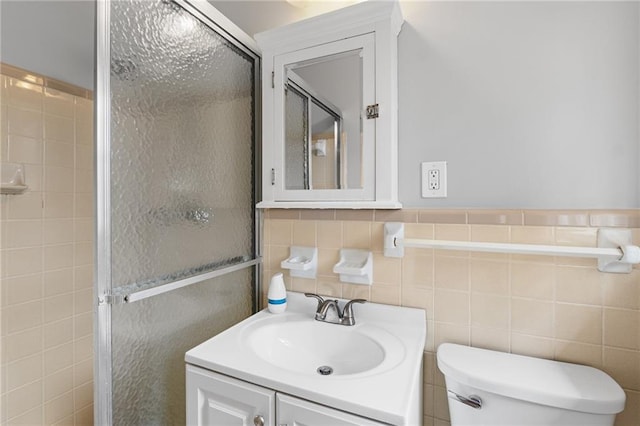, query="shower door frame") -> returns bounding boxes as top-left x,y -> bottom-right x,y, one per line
94,0 -> 262,423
